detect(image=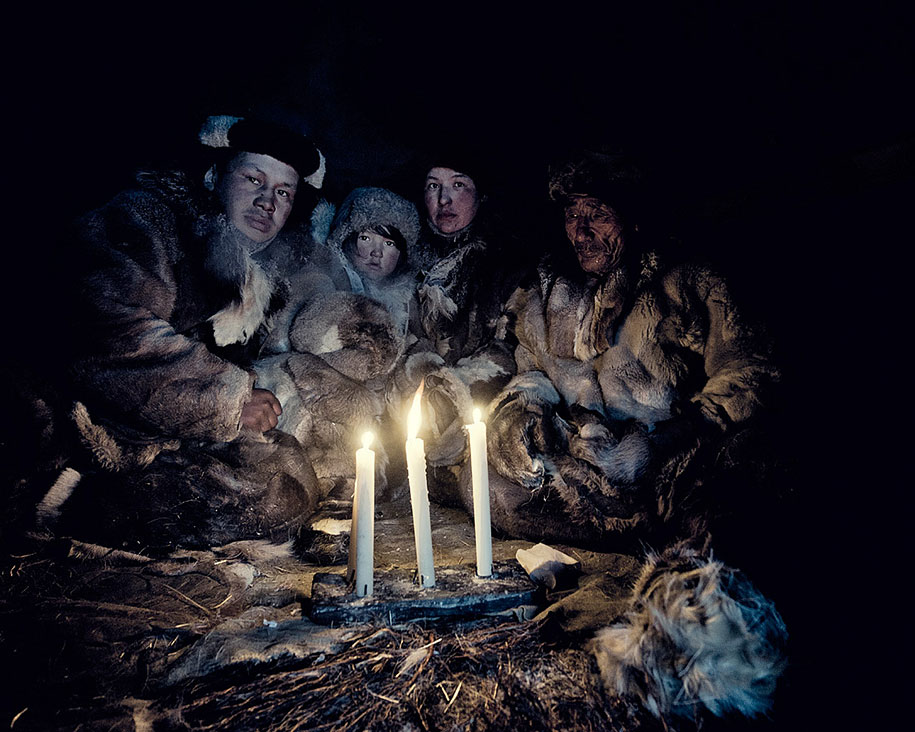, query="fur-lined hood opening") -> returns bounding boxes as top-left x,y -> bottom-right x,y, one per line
325,187 -> 421,292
